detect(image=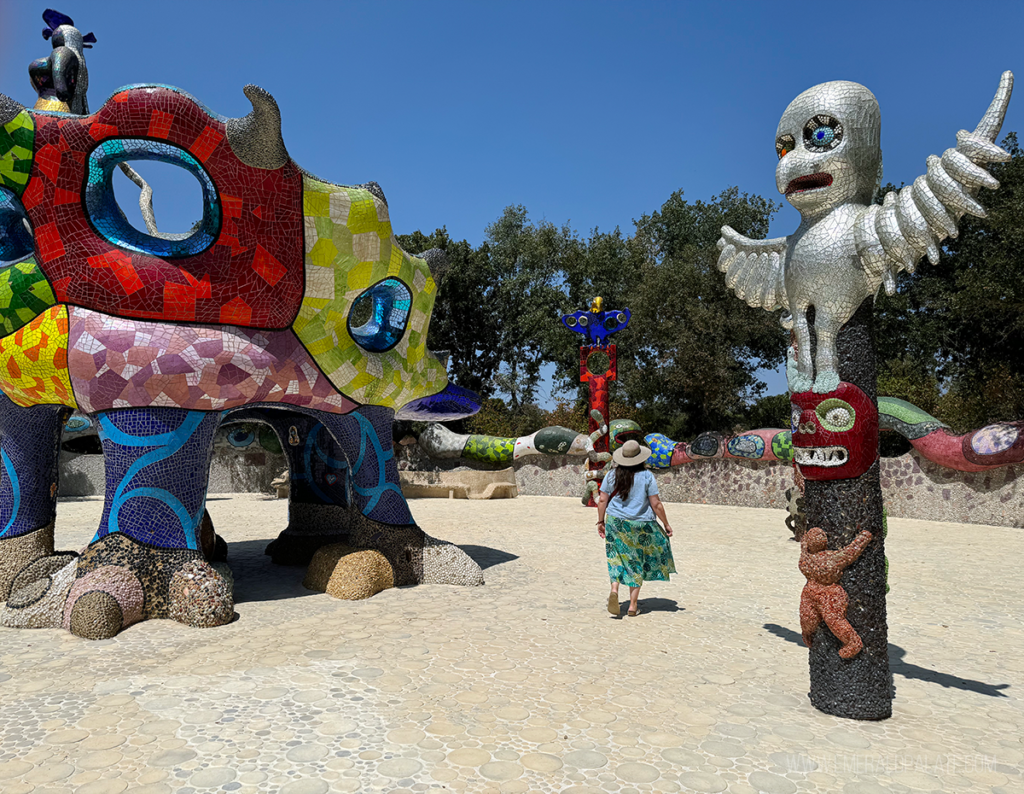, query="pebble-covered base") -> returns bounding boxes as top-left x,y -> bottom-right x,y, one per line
304,544 -> 395,600
421,534 -> 485,586
63,565 -> 146,639
0,552 -> 77,629
0,523 -> 55,601
168,560 -> 235,628
75,533 -> 204,620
